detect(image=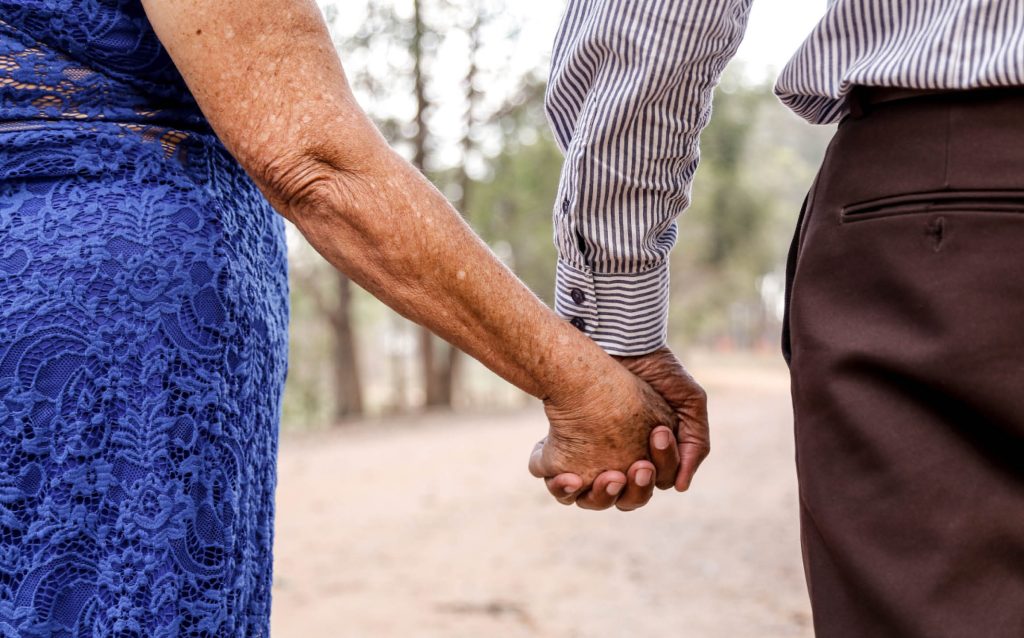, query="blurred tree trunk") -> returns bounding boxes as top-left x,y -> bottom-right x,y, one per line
293,267 -> 365,421
327,0 -> 520,411
331,273 -> 363,419
389,314 -> 408,413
